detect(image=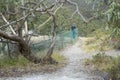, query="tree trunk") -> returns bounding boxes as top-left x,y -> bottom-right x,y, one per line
18,40 -> 41,63
0,31 -> 41,63
44,13 -> 58,64
46,32 -> 56,58
44,35 -> 57,63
